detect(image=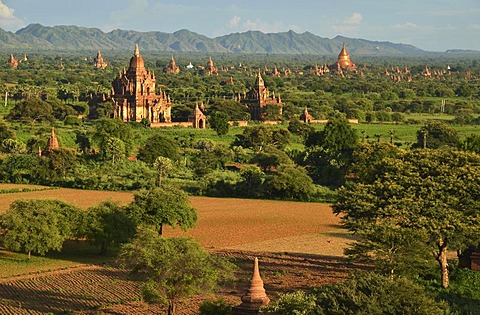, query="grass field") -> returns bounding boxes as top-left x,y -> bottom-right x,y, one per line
0,184 -> 350,314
